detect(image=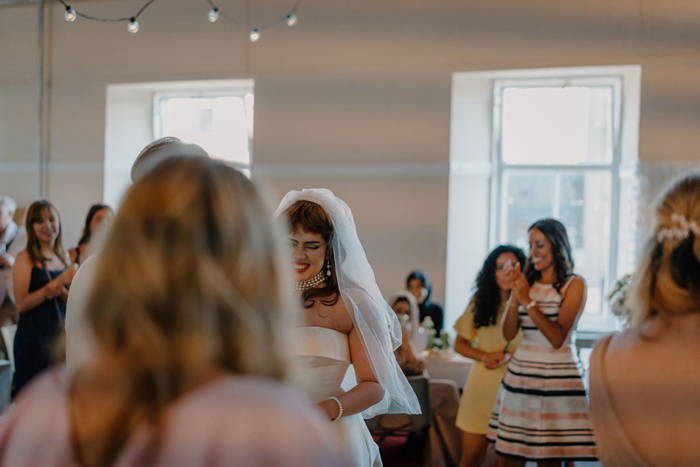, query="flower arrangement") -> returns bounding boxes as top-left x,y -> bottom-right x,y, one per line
607,273 -> 633,326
